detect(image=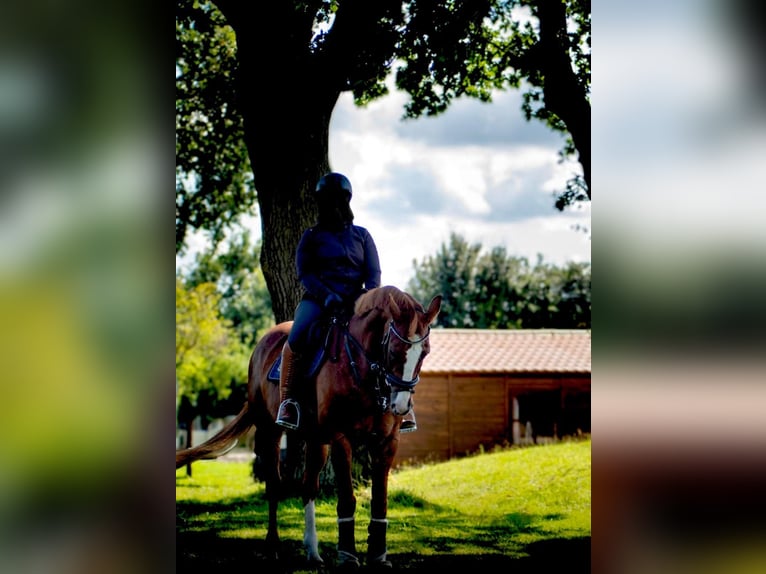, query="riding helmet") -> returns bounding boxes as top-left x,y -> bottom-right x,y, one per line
315,172 -> 352,201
